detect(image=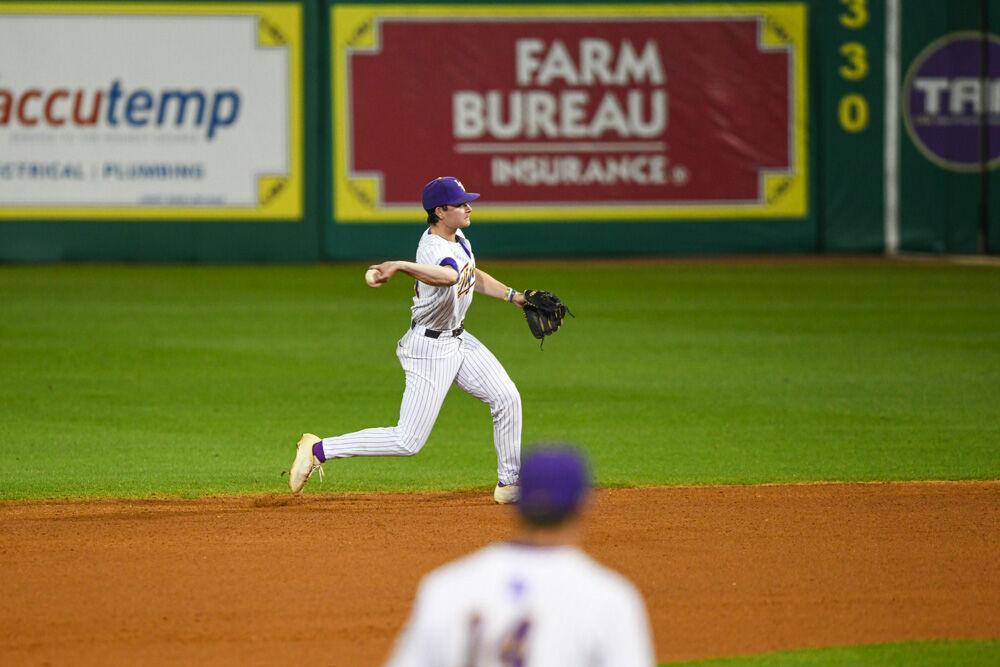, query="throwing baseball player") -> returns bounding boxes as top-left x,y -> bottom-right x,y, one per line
385,445 -> 656,666
289,176 -> 530,503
